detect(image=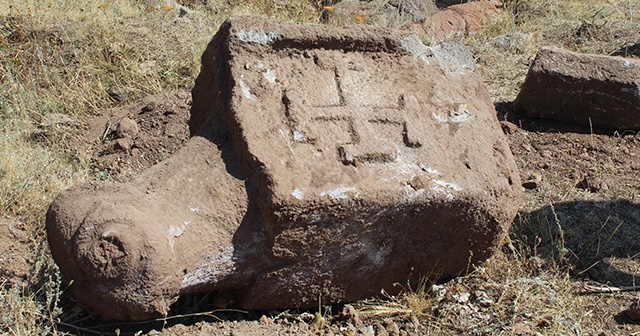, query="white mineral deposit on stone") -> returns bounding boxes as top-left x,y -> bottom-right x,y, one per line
189,207 -> 199,213
355,240 -> 389,271
101,230 -> 114,238
423,166 -> 441,175
403,184 -> 426,201
400,36 -> 474,75
288,270 -> 310,288
400,34 -> 433,63
432,112 -> 448,123
168,226 -> 183,237
76,226 -> 95,241
433,105 -> 470,123
168,222 -> 191,252
263,69 -> 276,83
339,76 -> 382,107
450,104 -> 471,123
320,187 -> 360,199
433,179 -> 462,191
292,130 -> 306,142
431,41 -> 475,75
278,129 -> 296,157
238,77 -> 253,100
388,150 -> 417,173
431,180 -> 461,202
181,246 -> 236,288
233,30 -> 279,44
291,188 -> 305,200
